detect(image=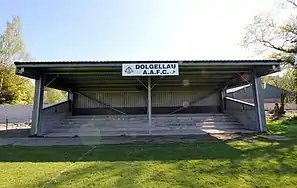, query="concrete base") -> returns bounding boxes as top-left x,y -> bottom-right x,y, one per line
0,133 -> 255,146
